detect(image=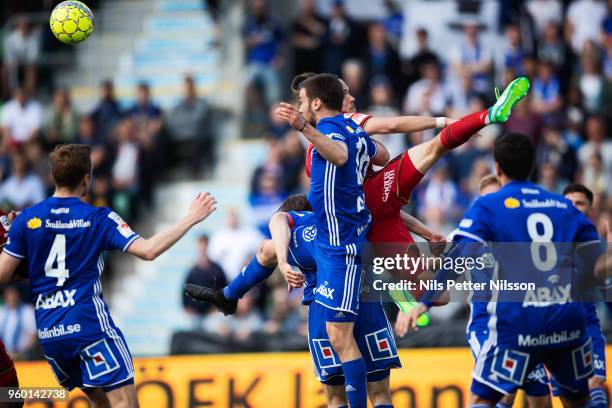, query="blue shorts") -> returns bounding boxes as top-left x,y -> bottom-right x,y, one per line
472,333 -> 593,401
42,329 -> 135,392
308,301 -> 401,384
467,330 -> 550,397
587,319 -> 607,379
314,243 -> 362,316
